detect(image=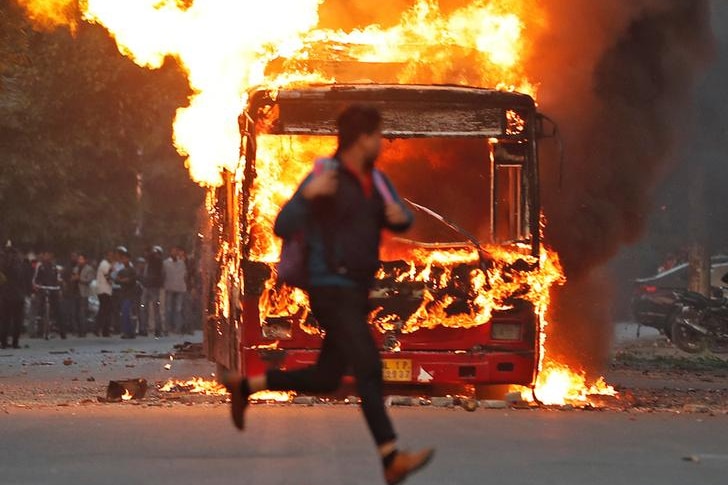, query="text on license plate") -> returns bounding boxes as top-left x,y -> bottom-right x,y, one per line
382,359 -> 412,382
